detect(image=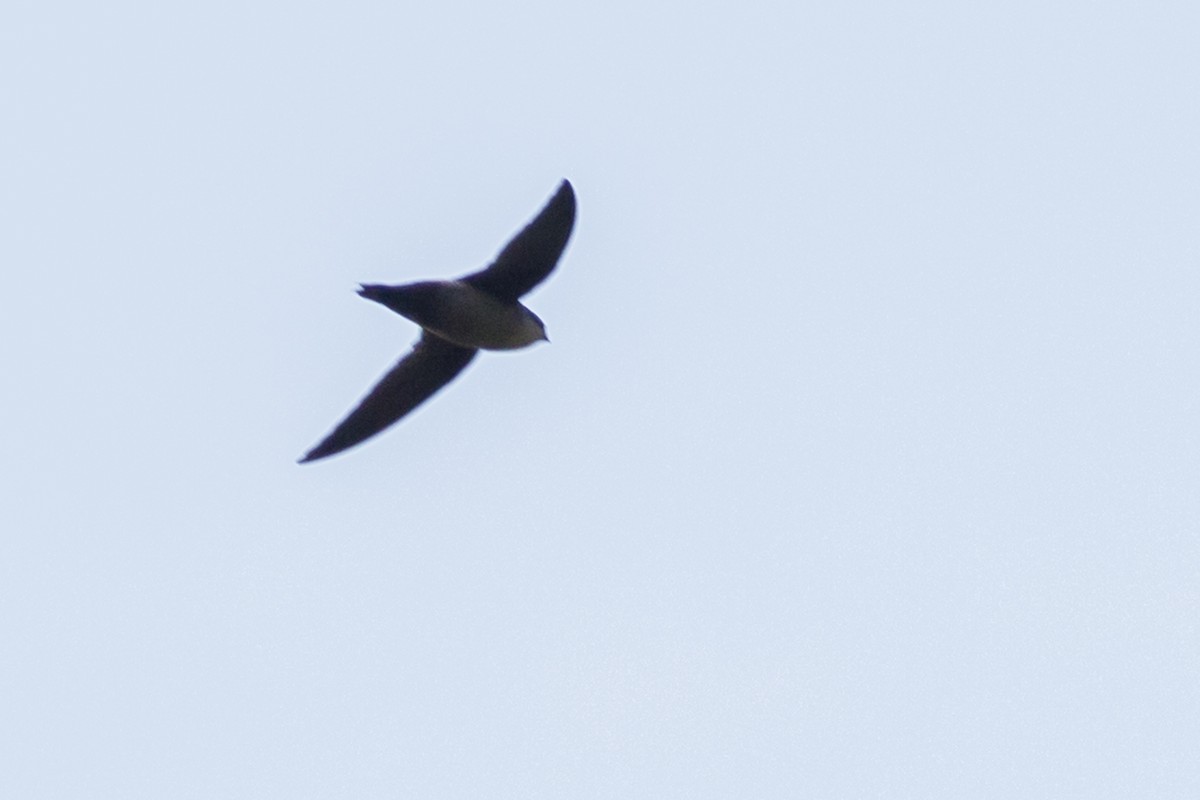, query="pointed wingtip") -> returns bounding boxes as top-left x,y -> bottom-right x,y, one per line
297,444 -> 334,464
546,178 -> 576,230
